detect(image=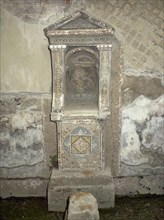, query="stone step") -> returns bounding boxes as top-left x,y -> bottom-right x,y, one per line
48,167 -> 115,211
50,167 -> 113,186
